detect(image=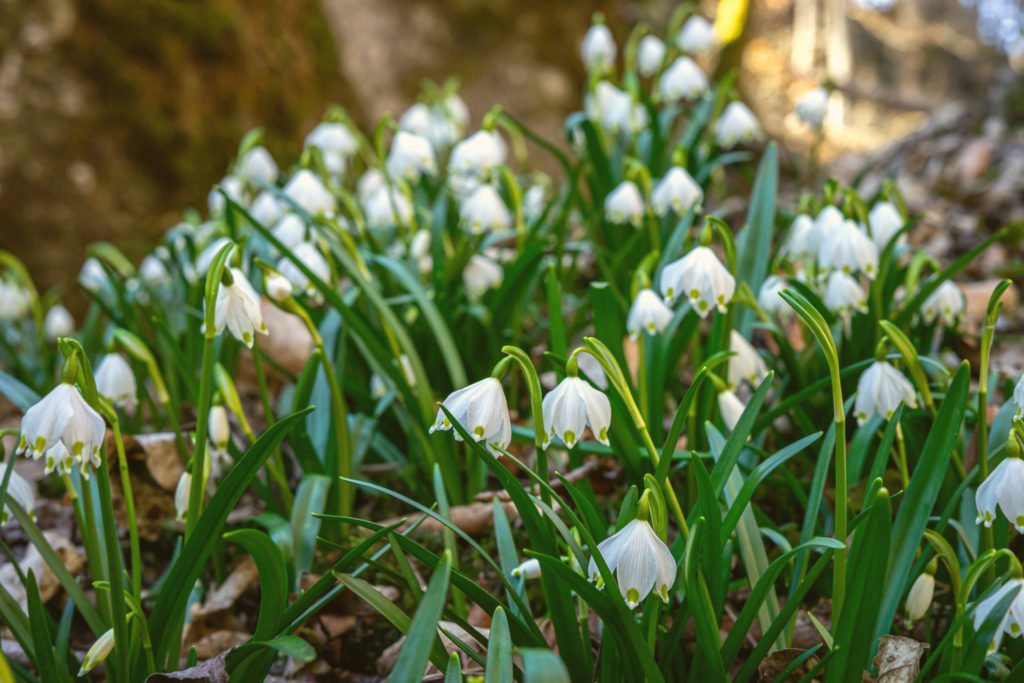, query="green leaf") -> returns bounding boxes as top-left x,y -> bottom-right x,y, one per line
389,551 -> 453,683
25,569 -> 66,683
485,607 -> 513,683
0,372 -> 40,413
735,142 -> 778,334
520,648 -> 570,683
290,474 -> 330,585
222,530 -> 286,641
